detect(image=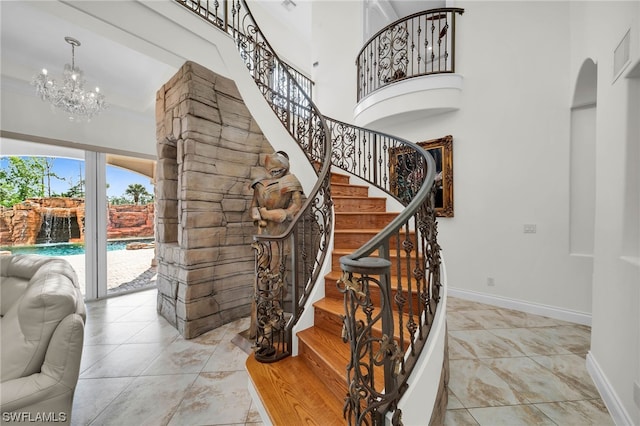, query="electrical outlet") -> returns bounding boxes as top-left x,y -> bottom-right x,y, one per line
487,277 -> 495,286
634,381 -> 640,409
524,224 -> 537,234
